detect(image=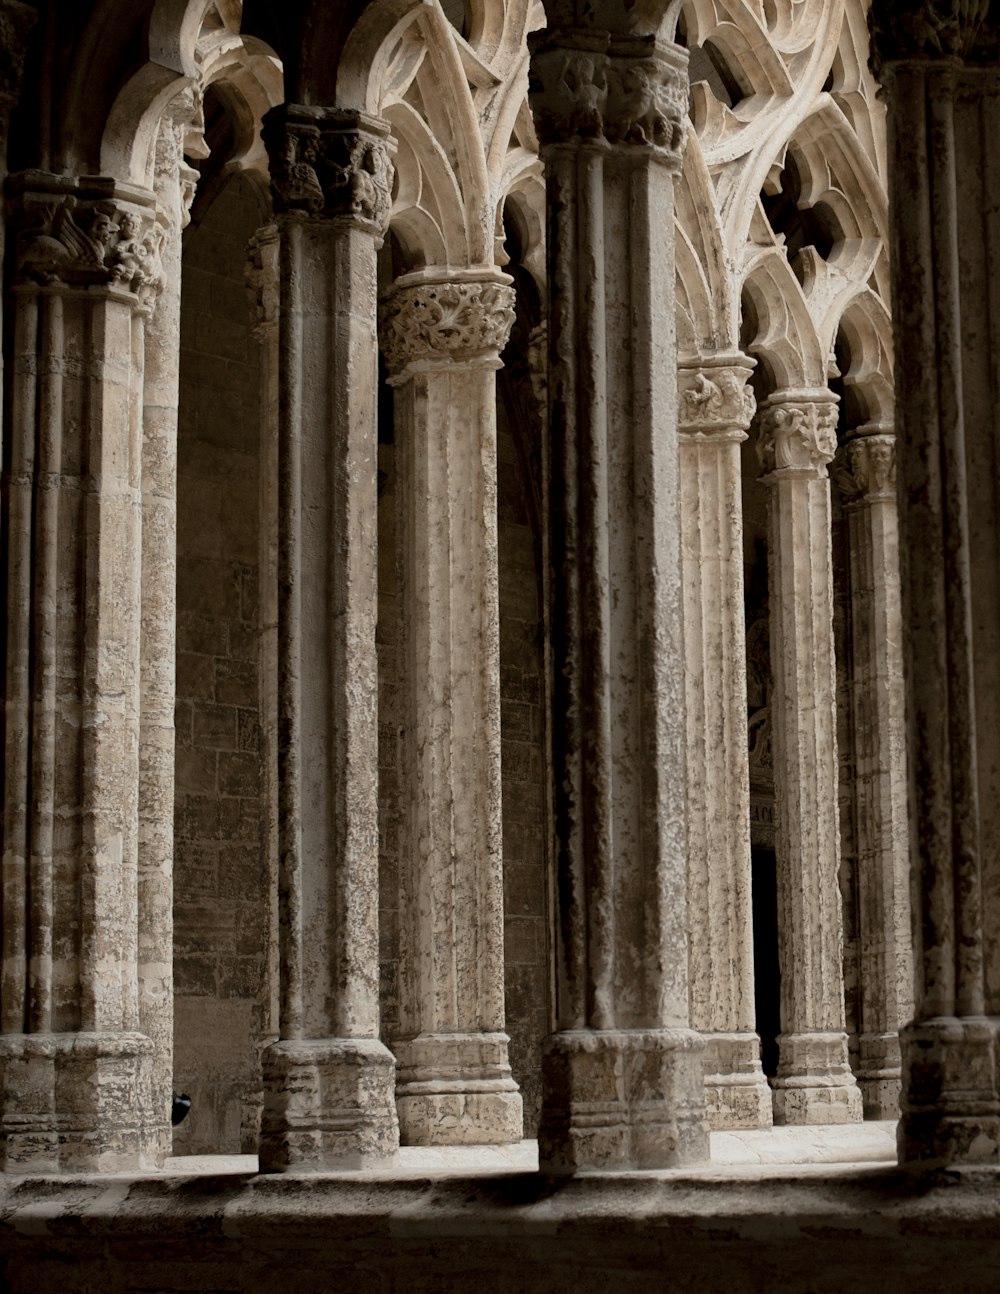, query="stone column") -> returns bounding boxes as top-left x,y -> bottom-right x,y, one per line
834,428 -> 912,1119
0,175 -> 163,1170
379,270 -> 523,1146
679,357 -> 772,1130
257,105 -> 399,1170
137,96 -> 204,1162
528,20 -> 709,1172
870,4 -> 1000,1165
757,389 -> 862,1125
